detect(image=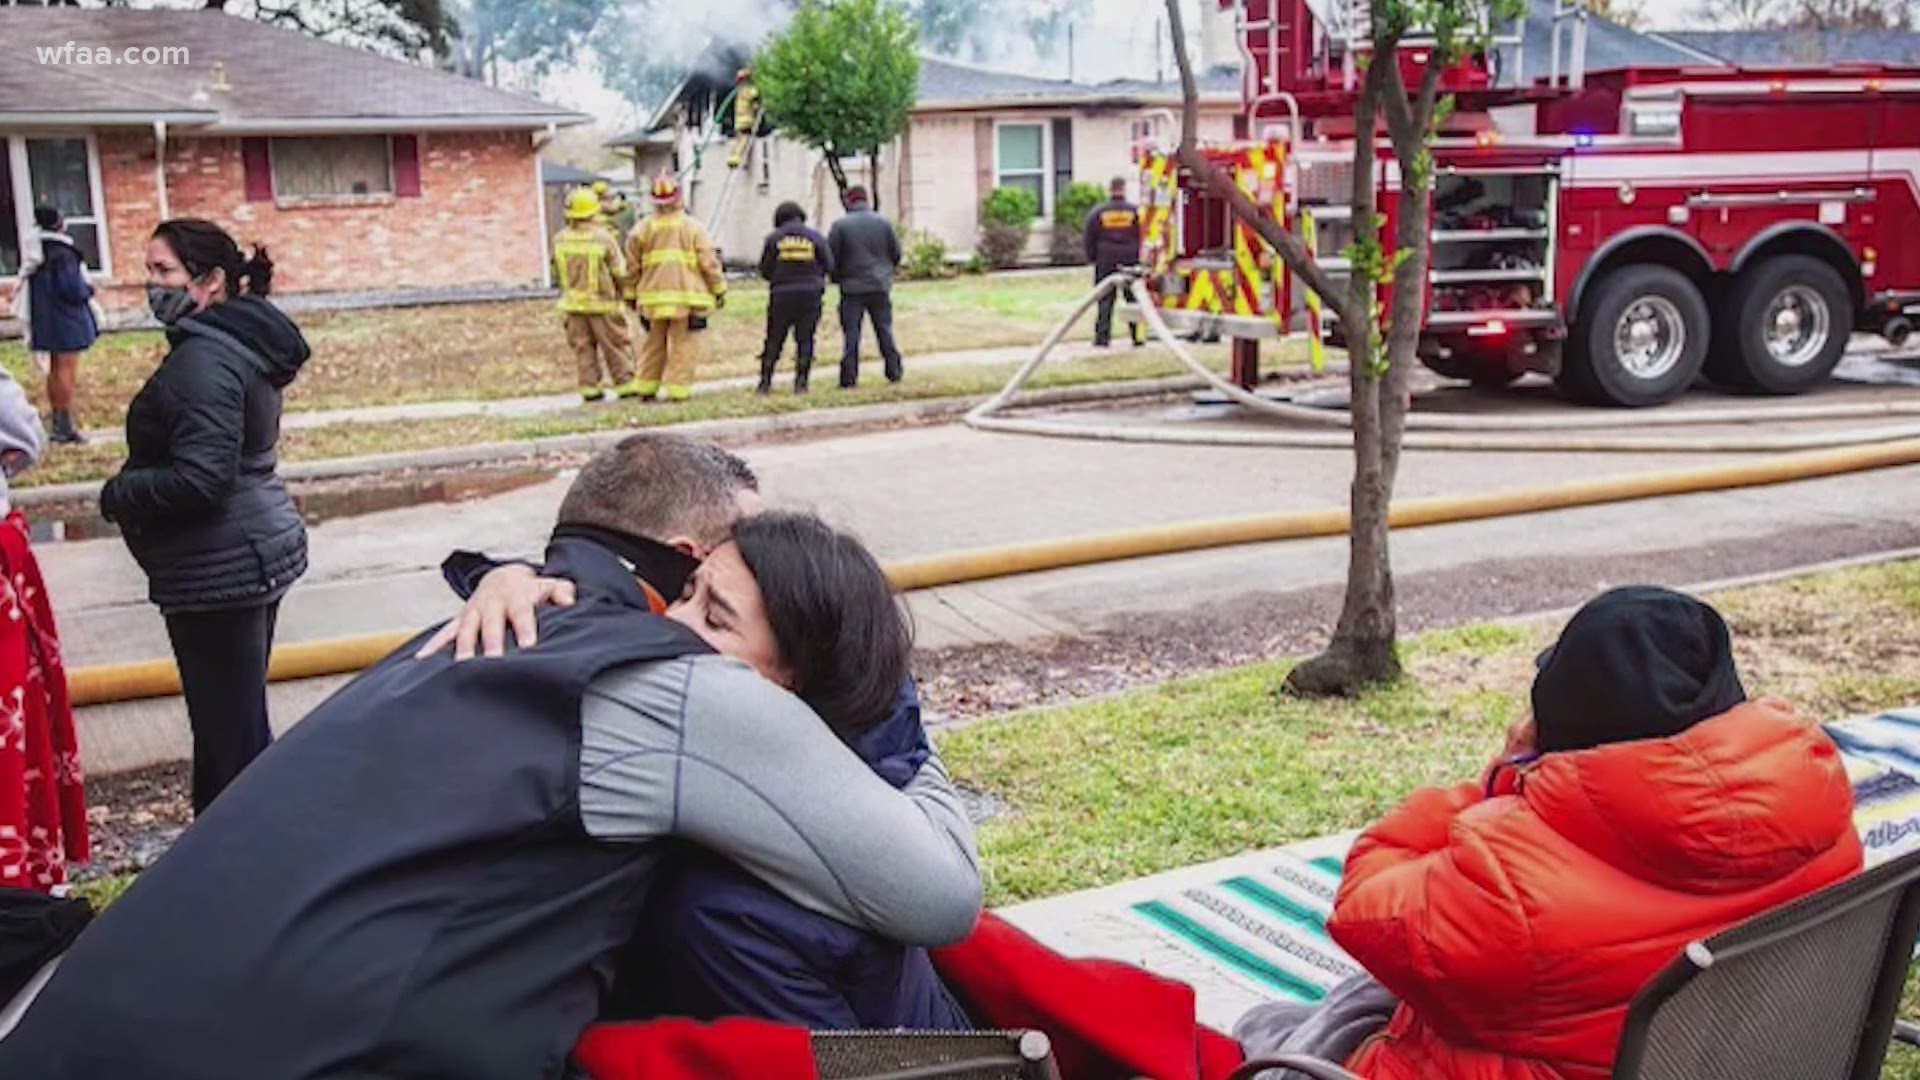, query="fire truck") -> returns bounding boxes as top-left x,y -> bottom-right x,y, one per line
1140,0 -> 1920,407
